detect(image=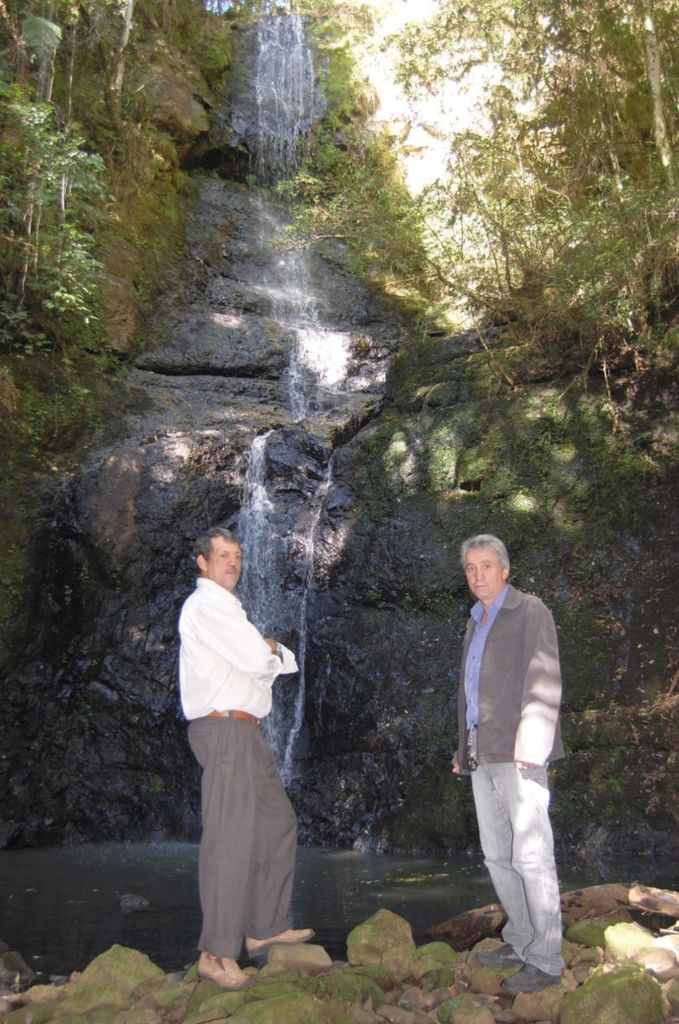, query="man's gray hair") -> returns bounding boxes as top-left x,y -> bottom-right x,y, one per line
193,527 -> 240,564
460,534 -> 510,570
